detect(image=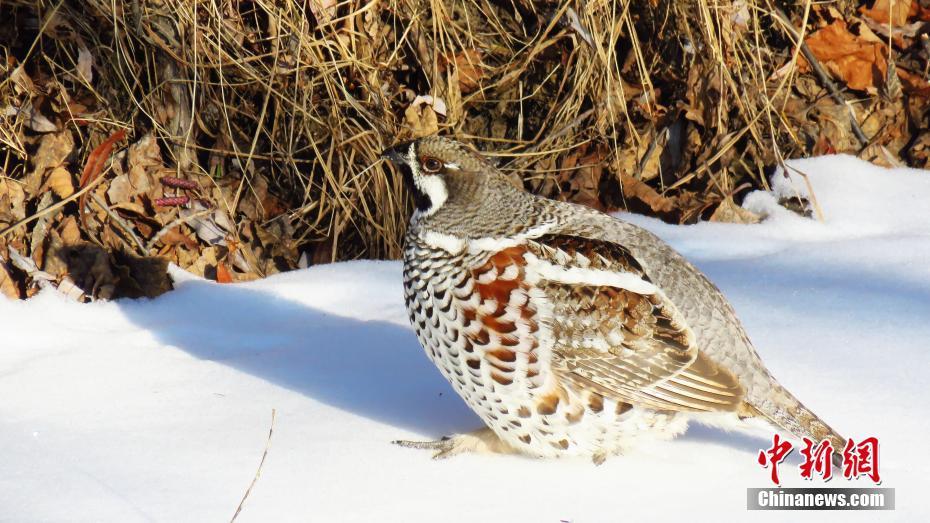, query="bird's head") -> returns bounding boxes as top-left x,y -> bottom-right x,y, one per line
381,136 -> 502,217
